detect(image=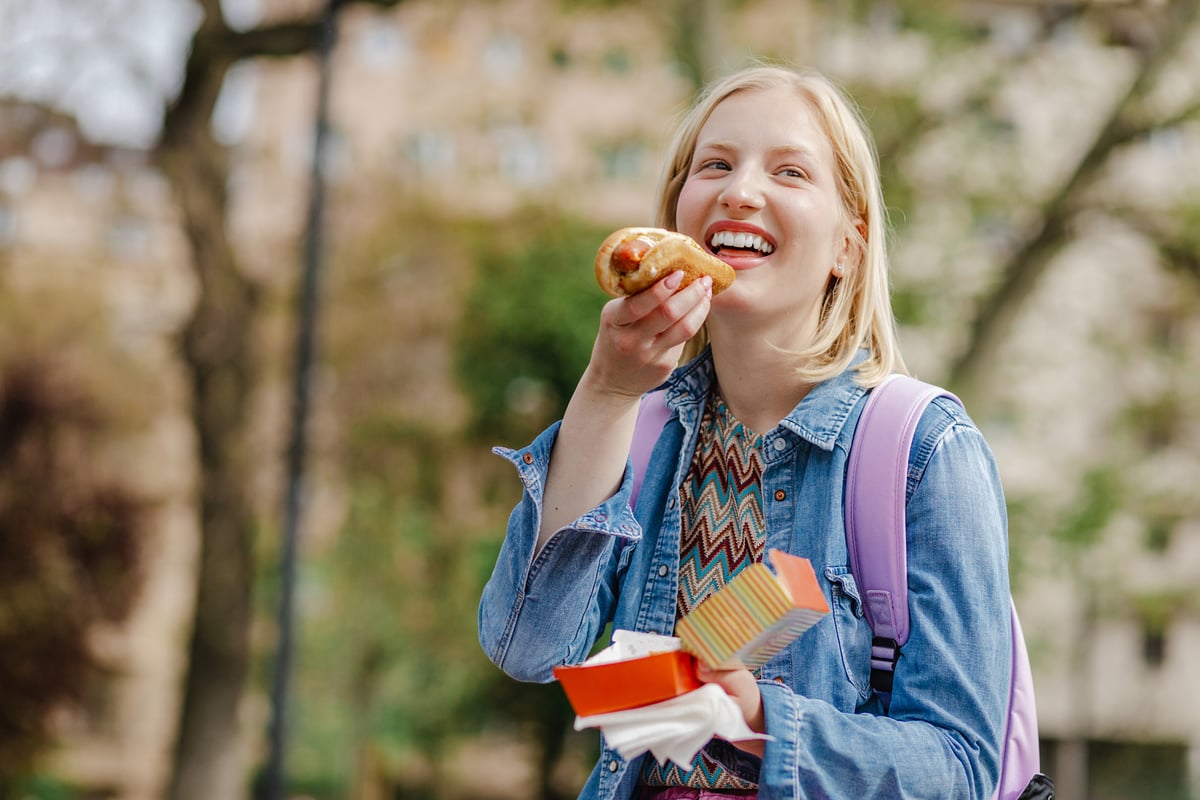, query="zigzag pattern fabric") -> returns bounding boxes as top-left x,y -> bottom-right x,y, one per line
638,747 -> 756,790
677,393 -> 767,618
640,391 -> 765,791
